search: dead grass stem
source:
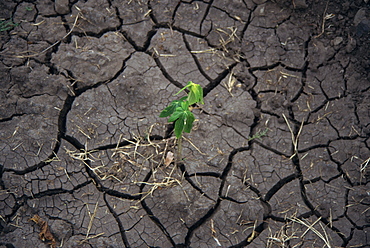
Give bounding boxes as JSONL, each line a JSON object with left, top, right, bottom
{"left": 282, "top": 113, "right": 304, "bottom": 159}
{"left": 288, "top": 217, "right": 332, "bottom": 248}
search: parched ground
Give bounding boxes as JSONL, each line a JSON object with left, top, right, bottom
{"left": 0, "top": 0, "right": 369, "bottom": 247}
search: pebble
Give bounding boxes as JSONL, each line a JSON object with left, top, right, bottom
{"left": 294, "top": 0, "right": 308, "bottom": 9}
{"left": 332, "top": 37, "right": 343, "bottom": 46}
{"left": 354, "top": 8, "right": 367, "bottom": 26}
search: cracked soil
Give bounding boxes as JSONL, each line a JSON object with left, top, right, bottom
{"left": 0, "top": 0, "right": 370, "bottom": 247}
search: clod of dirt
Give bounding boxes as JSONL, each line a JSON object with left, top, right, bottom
{"left": 54, "top": 0, "right": 70, "bottom": 15}
{"left": 51, "top": 32, "right": 134, "bottom": 88}
{"left": 51, "top": 219, "right": 72, "bottom": 242}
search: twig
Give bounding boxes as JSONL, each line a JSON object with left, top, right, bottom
{"left": 315, "top": 0, "right": 331, "bottom": 38}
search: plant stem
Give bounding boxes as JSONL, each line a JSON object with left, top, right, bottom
{"left": 176, "top": 136, "right": 183, "bottom": 165}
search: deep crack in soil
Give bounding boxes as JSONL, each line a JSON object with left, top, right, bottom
{"left": 0, "top": 0, "right": 369, "bottom": 247}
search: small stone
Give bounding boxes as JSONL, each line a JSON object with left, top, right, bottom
{"left": 252, "top": 0, "right": 268, "bottom": 4}
{"left": 332, "top": 37, "right": 343, "bottom": 46}
{"left": 55, "top": 0, "right": 69, "bottom": 15}
{"left": 354, "top": 8, "right": 367, "bottom": 26}
{"left": 294, "top": 0, "right": 308, "bottom": 9}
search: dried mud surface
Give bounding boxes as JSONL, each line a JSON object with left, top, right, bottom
{"left": 0, "top": 0, "right": 370, "bottom": 247}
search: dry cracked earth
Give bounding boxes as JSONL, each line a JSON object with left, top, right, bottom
{"left": 0, "top": 0, "right": 370, "bottom": 247}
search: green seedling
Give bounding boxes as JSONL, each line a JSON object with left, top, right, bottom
{"left": 160, "top": 81, "right": 204, "bottom": 163}
{"left": 0, "top": 19, "right": 19, "bottom": 32}
{"left": 159, "top": 81, "right": 203, "bottom": 139}
{"left": 247, "top": 128, "right": 269, "bottom": 141}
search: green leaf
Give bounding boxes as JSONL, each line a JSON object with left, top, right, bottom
{"left": 173, "top": 82, "right": 204, "bottom": 105}
{"left": 180, "top": 100, "right": 189, "bottom": 110}
{"left": 174, "top": 115, "right": 185, "bottom": 138}
{"left": 184, "top": 111, "right": 195, "bottom": 133}
{"left": 159, "top": 97, "right": 187, "bottom": 118}
{"left": 187, "top": 82, "right": 204, "bottom": 105}
{"left": 198, "top": 86, "right": 204, "bottom": 104}
{"left": 159, "top": 104, "right": 176, "bottom": 117}
{"left": 168, "top": 107, "right": 184, "bottom": 122}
